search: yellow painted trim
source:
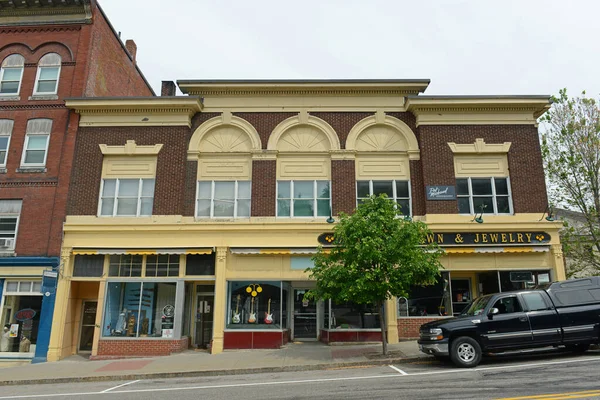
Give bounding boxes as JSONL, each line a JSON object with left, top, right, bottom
{"left": 355, "top": 154, "right": 410, "bottom": 180}
{"left": 454, "top": 155, "right": 509, "bottom": 178}
{"left": 99, "top": 141, "right": 163, "bottom": 156}
{"left": 66, "top": 98, "right": 202, "bottom": 128}
{"left": 197, "top": 154, "right": 252, "bottom": 180}
{"left": 101, "top": 155, "right": 158, "bottom": 179}
{"left": 448, "top": 138, "right": 511, "bottom": 154}
{"left": 277, "top": 154, "right": 330, "bottom": 180}
{"left": 267, "top": 112, "right": 341, "bottom": 151}
{"left": 0, "top": 267, "right": 47, "bottom": 276}
{"left": 346, "top": 112, "right": 420, "bottom": 160}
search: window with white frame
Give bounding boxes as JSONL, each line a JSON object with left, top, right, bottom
{"left": 0, "top": 120, "right": 14, "bottom": 167}
{"left": 456, "top": 177, "right": 512, "bottom": 214}
{"left": 99, "top": 178, "right": 155, "bottom": 217}
{"left": 196, "top": 181, "right": 251, "bottom": 218}
{"left": 356, "top": 180, "right": 411, "bottom": 215}
{"left": 0, "top": 200, "right": 21, "bottom": 252}
{"left": 21, "top": 119, "right": 52, "bottom": 167}
{"left": 0, "top": 54, "right": 24, "bottom": 95}
{"left": 277, "top": 180, "right": 331, "bottom": 217}
{"left": 33, "top": 53, "right": 61, "bottom": 95}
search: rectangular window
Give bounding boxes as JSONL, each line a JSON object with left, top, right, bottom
{"left": 21, "top": 119, "right": 52, "bottom": 168}
{"left": 0, "top": 67, "right": 23, "bottom": 95}
{"left": 277, "top": 180, "right": 331, "bottom": 217}
{"left": 0, "top": 120, "right": 13, "bottom": 166}
{"left": 400, "top": 272, "right": 451, "bottom": 317}
{"left": 99, "top": 178, "right": 155, "bottom": 217}
{"left": 34, "top": 67, "right": 60, "bottom": 94}
{"left": 102, "top": 281, "right": 177, "bottom": 338}
{"left": 185, "top": 254, "right": 215, "bottom": 275}
{"left": 108, "top": 255, "right": 142, "bottom": 277}
{"left": 145, "top": 255, "right": 180, "bottom": 277}
{"left": 356, "top": 180, "right": 411, "bottom": 215}
{"left": 456, "top": 177, "right": 512, "bottom": 215}
{"left": 73, "top": 255, "right": 104, "bottom": 277}
{"left": 326, "top": 301, "right": 381, "bottom": 329}
{"left": 196, "top": 181, "right": 251, "bottom": 218}
{"left": 0, "top": 200, "right": 21, "bottom": 252}
{"left": 0, "top": 288, "right": 42, "bottom": 353}
{"left": 226, "top": 281, "right": 282, "bottom": 329}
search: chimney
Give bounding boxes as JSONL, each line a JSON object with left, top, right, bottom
{"left": 161, "top": 81, "right": 176, "bottom": 96}
{"left": 125, "top": 39, "right": 137, "bottom": 63}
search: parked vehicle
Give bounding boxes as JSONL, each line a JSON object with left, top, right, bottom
{"left": 417, "top": 277, "right": 600, "bottom": 367}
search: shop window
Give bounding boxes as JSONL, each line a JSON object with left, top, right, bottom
{"left": 277, "top": 180, "right": 331, "bottom": 217}
{"left": 33, "top": 53, "right": 61, "bottom": 95}
{"left": 226, "top": 281, "right": 282, "bottom": 329}
{"left": 328, "top": 301, "right": 380, "bottom": 329}
{"left": 196, "top": 181, "right": 251, "bottom": 218}
{"left": 456, "top": 177, "right": 512, "bottom": 215}
{"left": 357, "top": 180, "right": 411, "bottom": 215}
{"left": 108, "top": 255, "right": 142, "bottom": 277}
{"left": 145, "top": 255, "right": 180, "bottom": 277}
{"left": 0, "top": 200, "right": 21, "bottom": 252}
{"left": 99, "top": 178, "right": 155, "bottom": 217}
{"left": 0, "top": 119, "right": 14, "bottom": 167}
{"left": 0, "top": 54, "right": 24, "bottom": 95}
{"left": 185, "top": 254, "right": 215, "bottom": 275}
{"left": 1, "top": 281, "right": 42, "bottom": 353}
{"left": 103, "top": 281, "right": 177, "bottom": 338}
{"left": 73, "top": 255, "right": 104, "bottom": 277}
{"left": 399, "top": 272, "right": 451, "bottom": 317}
{"left": 21, "top": 119, "right": 52, "bottom": 168}
{"left": 500, "top": 270, "right": 550, "bottom": 292}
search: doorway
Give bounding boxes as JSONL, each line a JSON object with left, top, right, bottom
{"left": 79, "top": 301, "right": 97, "bottom": 352}
{"left": 195, "top": 293, "right": 214, "bottom": 349}
{"left": 292, "top": 289, "right": 317, "bottom": 341}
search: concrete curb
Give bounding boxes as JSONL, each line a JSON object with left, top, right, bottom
{"left": 0, "top": 356, "right": 429, "bottom": 386}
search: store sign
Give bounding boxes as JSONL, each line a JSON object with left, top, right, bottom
{"left": 426, "top": 185, "right": 456, "bottom": 200}
{"left": 425, "top": 232, "right": 551, "bottom": 246}
{"left": 317, "top": 232, "right": 336, "bottom": 246}
{"left": 510, "top": 271, "right": 533, "bottom": 282}
{"left": 14, "top": 308, "right": 36, "bottom": 321}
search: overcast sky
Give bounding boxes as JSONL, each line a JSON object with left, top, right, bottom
{"left": 99, "top": 0, "right": 599, "bottom": 98}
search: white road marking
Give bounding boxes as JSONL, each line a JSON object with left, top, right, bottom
{"left": 100, "top": 380, "right": 140, "bottom": 393}
{"left": 389, "top": 365, "right": 408, "bottom": 375}
{"left": 0, "top": 356, "right": 599, "bottom": 399}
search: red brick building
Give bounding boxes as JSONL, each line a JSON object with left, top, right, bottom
{"left": 49, "top": 80, "right": 565, "bottom": 360}
{"left": 0, "top": 0, "right": 153, "bottom": 363}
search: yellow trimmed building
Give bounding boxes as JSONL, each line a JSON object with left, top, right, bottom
{"left": 47, "top": 80, "right": 563, "bottom": 361}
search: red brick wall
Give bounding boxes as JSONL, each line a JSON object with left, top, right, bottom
{"left": 419, "top": 125, "right": 548, "bottom": 214}
{"left": 398, "top": 317, "right": 449, "bottom": 339}
{"left": 95, "top": 337, "right": 189, "bottom": 357}
{"left": 251, "top": 160, "right": 276, "bottom": 216}
{"left": 84, "top": 6, "right": 153, "bottom": 97}
{"left": 331, "top": 160, "right": 355, "bottom": 215}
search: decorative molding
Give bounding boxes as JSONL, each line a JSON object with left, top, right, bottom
{"left": 100, "top": 140, "right": 163, "bottom": 156}
{"left": 188, "top": 113, "right": 261, "bottom": 160}
{"left": 251, "top": 150, "right": 278, "bottom": 160}
{"left": 448, "top": 138, "right": 512, "bottom": 154}
{"left": 0, "top": 104, "right": 65, "bottom": 109}
{"left": 267, "top": 113, "right": 340, "bottom": 151}
{"left": 0, "top": 26, "right": 82, "bottom": 34}
{"left": 346, "top": 113, "right": 420, "bottom": 160}
{"left": 453, "top": 155, "right": 509, "bottom": 178}
{"left": 65, "top": 97, "right": 202, "bottom": 128}
{"left": 0, "top": 180, "right": 57, "bottom": 187}
{"left": 329, "top": 150, "right": 356, "bottom": 160}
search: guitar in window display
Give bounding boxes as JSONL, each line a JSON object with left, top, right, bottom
{"left": 232, "top": 294, "right": 241, "bottom": 324}
{"left": 265, "top": 298, "right": 273, "bottom": 324}
{"left": 248, "top": 297, "right": 256, "bottom": 323}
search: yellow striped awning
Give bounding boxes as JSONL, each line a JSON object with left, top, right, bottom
{"left": 72, "top": 248, "right": 213, "bottom": 256}
{"left": 230, "top": 248, "right": 329, "bottom": 255}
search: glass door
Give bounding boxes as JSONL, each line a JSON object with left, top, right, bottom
{"left": 79, "top": 301, "right": 97, "bottom": 352}
{"left": 195, "top": 294, "right": 214, "bottom": 349}
{"left": 292, "top": 289, "right": 317, "bottom": 340}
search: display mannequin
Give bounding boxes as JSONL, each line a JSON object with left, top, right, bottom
{"left": 1, "top": 325, "right": 10, "bottom": 352}
{"left": 115, "top": 308, "right": 127, "bottom": 335}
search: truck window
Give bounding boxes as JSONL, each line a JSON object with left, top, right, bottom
{"left": 521, "top": 293, "right": 548, "bottom": 311}
{"left": 492, "top": 296, "right": 522, "bottom": 314}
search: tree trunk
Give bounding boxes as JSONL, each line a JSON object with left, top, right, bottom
{"left": 378, "top": 301, "right": 388, "bottom": 356}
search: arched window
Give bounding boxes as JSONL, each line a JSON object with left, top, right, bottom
{"left": 33, "top": 53, "right": 61, "bottom": 95}
{"left": 0, "top": 54, "right": 25, "bottom": 95}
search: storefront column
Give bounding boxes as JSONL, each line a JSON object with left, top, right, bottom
{"left": 551, "top": 244, "right": 567, "bottom": 281}
{"left": 91, "top": 280, "right": 106, "bottom": 357}
{"left": 211, "top": 247, "right": 227, "bottom": 354}
{"left": 47, "top": 248, "right": 72, "bottom": 362}
{"left": 385, "top": 298, "right": 399, "bottom": 344}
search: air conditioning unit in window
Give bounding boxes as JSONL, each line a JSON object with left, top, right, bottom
{"left": 0, "top": 239, "right": 14, "bottom": 248}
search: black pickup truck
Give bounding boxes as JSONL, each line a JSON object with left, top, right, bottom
{"left": 417, "top": 276, "right": 600, "bottom": 367}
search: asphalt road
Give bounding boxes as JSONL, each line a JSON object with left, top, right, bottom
{"left": 1, "top": 349, "right": 600, "bottom": 400}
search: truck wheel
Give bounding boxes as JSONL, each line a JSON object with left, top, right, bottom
{"left": 450, "top": 336, "right": 482, "bottom": 368}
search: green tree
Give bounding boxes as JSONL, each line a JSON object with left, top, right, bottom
{"left": 307, "top": 195, "right": 444, "bottom": 355}
{"left": 541, "top": 89, "right": 600, "bottom": 277}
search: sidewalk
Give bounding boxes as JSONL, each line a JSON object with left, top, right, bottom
{"left": 0, "top": 341, "right": 426, "bottom": 386}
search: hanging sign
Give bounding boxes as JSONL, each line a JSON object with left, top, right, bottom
{"left": 425, "top": 232, "right": 551, "bottom": 246}
{"left": 14, "top": 308, "right": 36, "bottom": 321}
{"left": 317, "top": 233, "right": 336, "bottom": 246}
{"left": 426, "top": 185, "right": 456, "bottom": 200}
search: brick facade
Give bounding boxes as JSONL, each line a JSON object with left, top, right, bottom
{"left": 397, "top": 317, "right": 448, "bottom": 339}
{"left": 94, "top": 337, "right": 190, "bottom": 358}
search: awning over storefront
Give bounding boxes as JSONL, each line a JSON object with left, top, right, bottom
{"left": 72, "top": 248, "right": 213, "bottom": 255}
{"left": 444, "top": 246, "right": 550, "bottom": 254}
{"left": 230, "top": 248, "right": 329, "bottom": 255}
